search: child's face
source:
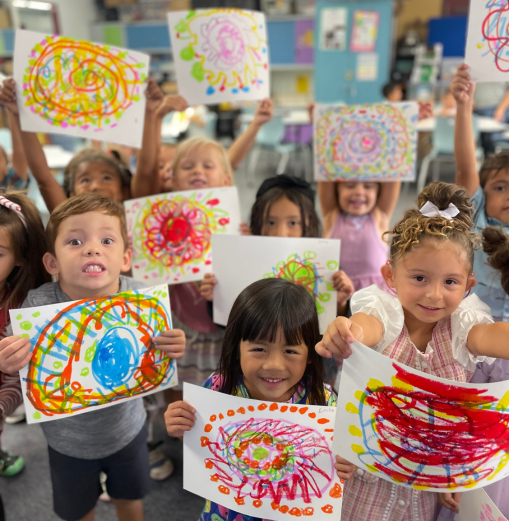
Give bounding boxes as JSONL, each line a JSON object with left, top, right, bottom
{"left": 159, "top": 146, "right": 175, "bottom": 193}
{"left": 72, "top": 161, "right": 124, "bottom": 203}
{"left": 43, "top": 211, "right": 131, "bottom": 301}
{"left": 337, "top": 182, "right": 378, "bottom": 216}
{"left": 0, "top": 227, "right": 17, "bottom": 291}
{"left": 173, "top": 145, "right": 230, "bottom": 191}
{"left": 382, "top": 240, "right": 476, "bottom": 325}
{"left": 262, "top": 196, "right": 304, "bottom": 237}
{"left": 484, "top": 169, "right": 509, "bottom": 224}
{"left": 239, "top": 329, "right": 309, "bottom": 403}
{"left": 387, "top": 86, "right": 403, "bottom": 102}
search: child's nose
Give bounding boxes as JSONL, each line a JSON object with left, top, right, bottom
{"left": 84, "top": 242, "right": 101, "bottom": 255}
{"left": 426, "top": 283, "right": 442, "bottom": 300}
{"left": 263, "top": 354, "right": 286, "bottom": 371}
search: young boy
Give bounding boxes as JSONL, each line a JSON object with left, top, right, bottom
{"left": 0, "top": 193, "right": 186, "bottom": 521}
{"left": 452, "top": 64, "right": 509, "bottom": 321}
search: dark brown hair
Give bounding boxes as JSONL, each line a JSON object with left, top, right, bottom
{"left": 46, "top": 193, "right": 128, "bottom": 255}
{"left": 250, "top": 187, "right": 321, "bottom": 237}
{"left": 482, "top": 227, "right": 509, "bottom": 294}
{"left": 388, "top": 182, "right": 479, "bottom": 271}
{"left": 0, "top": 191, "right": 50, "bottom": 313}
{"left": 479, "top": 151, "right": 509, "bottom": 188}
{"left": 217, "top": 278, "right": 326, "bottom": 405}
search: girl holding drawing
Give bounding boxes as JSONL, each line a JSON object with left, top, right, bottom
{"left": 317, "top": 182, "right": 509, "bottom": 521}
{"left": 165, "top": 277, "right": 356, "bottom": 521}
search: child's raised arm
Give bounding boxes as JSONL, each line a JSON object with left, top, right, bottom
{"left": 7, "top": 110, "right": 28, "bottom": 185}
{"left": 374, "top": 182, "right": 401, "bottom": 224}
{"left": 228, "top": 98, "right": 273, "bottom": 170}
{"left": 452, "top": 64, "right": 479, "bottom": 196}
{"left": 467, "top": 321, "right": 509, "bottom": 359}
{"left": 318, "top": 182, "right": 341, "bottom": 238}
{"left": 0, "top": 78, "right": 66, "bottom": 212}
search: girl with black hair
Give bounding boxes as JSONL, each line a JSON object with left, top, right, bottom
{"left": 165, "top": 278, "right": 355, "bottom": 521}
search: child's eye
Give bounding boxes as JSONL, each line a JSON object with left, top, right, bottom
{"left": 79, "top": 178, "right": 89, "bottom": 184}
{"left": 494, "top": 185, "right": 506, "bottom": 192}
{"left": 414, "top": 275, "right": 426, "bottom": 282}
{"left": 266, "top": 220, "right": 276, "bottom": 226}
{"left": 69, "top": 239, "right": 82, "bottom": 246}
{"left": 102, "top": 238, "right": 114, "bottom": 245}
{"left": 285, "top": 349, "right": 299, "bottom": 355}
{"left": 444, "top": 279, "right": 457, "bottom": 285}
{"left": 102, "top": 175, "right": 113, "bottom": 182}
{"left": 289, "top": 220, "right": 300, "bottom": 227}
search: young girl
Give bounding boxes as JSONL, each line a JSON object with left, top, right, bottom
{"left": 165, "top": 278, "right": 355, "bottom": 521}
{"left": 316, "top": 182, "right": 509, "bottom": 521}
{"left": 0, "top": 191, "right": 49, "bottom": 479}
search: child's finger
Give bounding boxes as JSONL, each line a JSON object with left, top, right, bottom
{"left": 166, "top": 401, "right": 196, "bottom": 414}
{"left": 315, "top": 341, "right": 333, "bottom": 358}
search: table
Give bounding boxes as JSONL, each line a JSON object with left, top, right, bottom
{"left": 417, "top": 116, "right": 508, "bottom": 133}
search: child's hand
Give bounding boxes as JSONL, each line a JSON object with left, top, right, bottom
{"left": 240, "top": 223, "right": 252, "bottom": 236}
{"left": 451, "top": 64, "right": 475, "bottom": 106}
{"left": 200, "top": 273, "right": 217, "bottom": 302}
{"left": 152, "top": 328, "right": 185, "bottom": 359}
{"left": 0, "top": 335, "right": 32, "bottom": 374}
{"left": 165, "top": 400, "right": 196, "bottom": 438}
{"left": 332, "top": 270, "right": 354, "bottom": 305}
{"left": 417, "top": 101, "right": 433, "bottom": 120}
{"left": 0, "top": 78, "right": 19, "bottom": 115}
{"left": 253, "top": 98, "right": 273, "bottom": 127}
{"left": 315, "top": 317, "right": 363, "bottom": 360}
{"left": 437, "top": 492, "right": 462, "bottom": 514}
{"left": 156, "top": 95, "right": 189, "bottom": 119}
{"left": 334, "top": 456, "right": 356, "bottom": 481}
{"left": 145, "top": 78, "right": 164, "bottom": 113}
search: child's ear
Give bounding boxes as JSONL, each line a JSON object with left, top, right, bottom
{"left": 43, "top": 252, "right": 59, "bottom": 276}
{"left": 223, "top": 173, "right": 232, "bottom": 187}
{"left": 121, "top": 248, "right": 132, "bottom": 273}
{"left": 381, "top": 263, "right": 395, "bottom": 289}
{"left": 466, "top": 275, "right": 477, "bottom": 292}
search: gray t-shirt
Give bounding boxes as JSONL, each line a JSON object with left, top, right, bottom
{"left": 474, "top": 82, "right": 508, "bottom": 110}
{"left": 20, "top": 276, "right": 147, "bottom": 459}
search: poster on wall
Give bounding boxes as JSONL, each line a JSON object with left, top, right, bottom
{"left": 320, "top": 7, "right": 347, "bottom": 51}
{"left": 356, "top": 53, "right": 378, "bottom": 81}
{"left": 350, "top": 10, "right": 379, "bottom": 52}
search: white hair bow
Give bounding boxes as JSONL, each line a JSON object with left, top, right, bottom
{"left": 419, "top": 201, "right": 459, "bottom": 221}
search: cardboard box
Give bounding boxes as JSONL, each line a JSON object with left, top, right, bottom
{"left": 0, "top": 8, "right": 11, "bottom": 29}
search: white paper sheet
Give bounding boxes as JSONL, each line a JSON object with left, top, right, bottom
{"left": 465, "top": 0, "right": 509, "bottom": 82}
{"left": 334, "top": 340, "right": 509, "bottom": 492}
{"left": 314, "top": 102, "right": 418, "bottom": 182}
{"left": 10, "top": 285, "right": 176, "bottom": 424}
{"left": 13, "top": 29, "right": 149, "bottom": 148}
{"left": 124, "top": 187, "right": 241, "bottom": 285}
{"left": 167, "top": 9, "right": 270, "bottom": 105}
{"left": 212, "top": 235, "right": 340, "bottom": 333}
{"left": 183, "top": 383, "right": 343, "bottom": 520}
{"left": 456, "top": 488, "right": 508, "bottom": 521}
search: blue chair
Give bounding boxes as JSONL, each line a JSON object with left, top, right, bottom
{"left": 247, "top": 116, "right": 298, "bottom": 181}
{"left": 417, "top": 116, "right": 482, "bottom": 193}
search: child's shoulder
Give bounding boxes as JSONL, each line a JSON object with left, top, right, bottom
{"left": 23, "top": 281, "right": 64, "bottom": 308}
{"left": 202, "top": 372, "right": 223, "bottom": 391}
{"left": 119, "top": 275, "right": 148, "bottom": 292}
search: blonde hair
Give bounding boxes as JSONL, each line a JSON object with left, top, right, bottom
{"left": 388, "top": 182, "right": 479, "bottom": 271}
{"left": 47, "top": 193, "right": 128, "bottom": 255}
{"left": 172, "top": 137, "right": 233, "bottom": 182}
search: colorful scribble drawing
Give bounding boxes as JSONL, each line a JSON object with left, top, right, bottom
{"left": 173, "top": 9, "right": 267, "bottom": 97}
{"left": 201, "top": 402, "right": 341, "bottom": 516}
{"left": 480, "top": 1, "right": 509, "bottom": 73}
{"left": 129, "top": 191, "right": 231, "bottom": 283}
{"left": 22, "top": 289, "right": 173, "bottom": 419}
{"left": 23, "top": 35, "right": 146, "bottom": 131}
{"left": 346, "top": 363, "right": 509, "bottom": 489}
{"left": 315, "top": 103, "right": 417, "bottom": 182}
{"left": 264, "top": 252, "right": 338, "bottom": 315}
{"left": 480, "top": 502, "right": 506, "bottom": 521}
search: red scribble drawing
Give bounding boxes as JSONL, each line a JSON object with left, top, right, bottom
{"left": 481, "top": 1, "right": 509, "bottom": 73}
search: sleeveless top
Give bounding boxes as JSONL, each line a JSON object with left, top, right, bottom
{"left": 329, "top": 212, "right": 388, "bottom": 292}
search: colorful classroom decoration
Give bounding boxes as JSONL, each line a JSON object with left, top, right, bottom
{"left": 465, "top": 0, "right": 509, "bottom": 81}
{"left": 167, "top": 9, "right": 270, "bottom": 105}
{"left": 11, "top": 285, "right": 176, "bottom": 424}
{"left": 13, "top": 29, "right": 149, "bottom": 148}
{"left": 457, "top": 488, "right": 508, "bottom": 521}
{"left": 124, "top": 187, "right": 241, "bottom": 285}
{"left": 212, "top": 235, "right": 340, "bottom": 333}
{"left": 183, "top": 383, "right": 343, "bottom": 521}
{"left": 334, "top": 340, "right": 509, "bottom": 492}
{"left": 314, "top": 102, "right": 418, "bottom": 182}
{"left": 350, "top": 10, "right": 379, "bottom": 52}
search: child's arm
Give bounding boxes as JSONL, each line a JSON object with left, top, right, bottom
{"left": 0, "top": 371, "right": 22, "bottom": 422}
{"left": 332, "top": 270, "right": 354, "bottom": 316}
{"left": 315, "top": 313, "right": 384, "bottom": 359}
{"left": 7, "top": 110, "right": 28, "bottom": 184}
{"left": 452, "top": 64, "right": 479, "bottom": 196}
{"left": 0, "top": 335, "right": 32, "bottom": 374}
{"left": 373, "top": 182, "right": 401, "bottom": 231}
{"left": 152, "top": 328, "right": 186, "bottom": 359}
{"left": 165, "top": 401, "right": 196, "bottom": 438}
{"left": 228, "top": 99, "right": 273, "bottom": 170}
{"left": 0, "top": 79, "right": 67, "bottom": 212}
{"left": 467, "top": 322, "right": 509, "bottom": 359}
{"left": 200, "top": 273, "right": 217, "bottom": 302}
{"left": 318, "top": 182, "right": 340, "bottom": 238}
{"left": 438, "top": 492, "right": 462, "bottom": 514}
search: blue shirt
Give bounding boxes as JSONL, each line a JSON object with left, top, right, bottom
{"left": 471, "top": 186, "right": 509, "bottom": 322}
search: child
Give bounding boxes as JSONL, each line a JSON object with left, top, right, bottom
{"left": 452, "top": 64, "right": 509, "bottom": 322}
{"left": 0, "top": 108, "right": 28, "bottom": 190}
{"left": 0, "top": 193, "right": 186, "bottom": 521}
{"left": 0, "top": 191, "right": 49, "bottom": 478}
{"left": 165, "top": 277, "right": 356, "bottom": 521}
{"left": 382, "top": 82, "right": 403, "bottom": 102}
{"left": 316, "top": 182, "right": 509, "bottom": 521}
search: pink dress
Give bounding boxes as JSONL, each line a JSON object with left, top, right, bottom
{"left": 341, "top": 286, "right": 494, "bottom": 521}
{"left": 329, "top": 212, "right": 388, "bottom": 291}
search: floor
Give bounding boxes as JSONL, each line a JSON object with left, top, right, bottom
{"left": 1, "top": 147, "right": 456, "bottom": 521}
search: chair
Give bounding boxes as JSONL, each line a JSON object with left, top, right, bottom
{"left": 416, "top": 116, "right": 482, "bottom": 193}
{"left": 247, "top": 116, "right": 298, "bottom": 182}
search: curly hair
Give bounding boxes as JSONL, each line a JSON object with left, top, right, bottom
{"left": 482, "top": 227, "right": 509, "bottom": 294}
{"left": 388, "top": 182, "right": 479, "bottom": 271}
